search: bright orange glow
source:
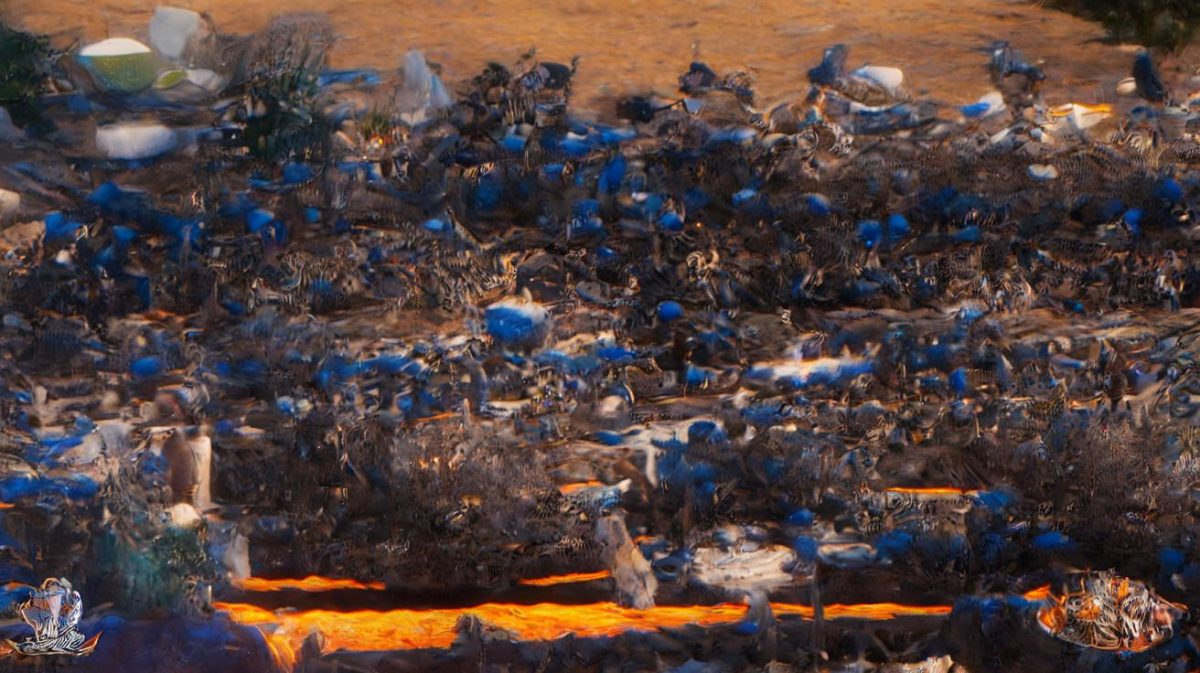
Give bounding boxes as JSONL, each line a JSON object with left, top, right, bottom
{"left": 1023, "top": 585, "right": 1052, "bottom": 601}
{"left": 518, "top": 570, "right": 612, "bottom": 586}
{"left": 884, "top": 487, "right": 972, "bottom": 497}
{"left": 558, "top": 481, "right": 604, "bottom": 494}
{"left": 0, "top": 503, "right": 13, "bottom": 509}
{"left": 233, "top": 576, "right": 387, "bottom": 592}
{"left": 216, "top": 600, "right": 952, "bottom": 655}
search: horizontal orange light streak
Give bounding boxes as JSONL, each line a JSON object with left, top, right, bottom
{"left": 216, "top": 600, "right": 952, "bottom": 655}
{"left": 518, "top": 570, "right": 612, "bottom": 586}
{"left": 0, "top": 503, "right": 13, "bottom": 509}
{"left": 557, "top": 481, "right": 604, "bottom": 494}
{"left": 232, "top": 576, "right": 387, "bottom": 592}
{"left": 884, "top": 487, "right": 972, "bottom": 497}
{"left": 1022, "top": 585, "right": 1052, "bottom": 601}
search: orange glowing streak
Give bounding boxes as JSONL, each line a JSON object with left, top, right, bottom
{"left": 518, "top": 570, "right": 612, "bottom": 586}
{"left": 0, "top": 503, "right": 13, "bottom": 509}
{"left": 216, "top": 600, "right": 952, "bottom": 655}
{"left": 233, "top": 576, "right": 387, "bottom": 592}
{"left": 884, "top": 487, "right": 971, "bottom": 497}
{"left": 1023, "top": 585, "right": 1052, "bottom": 601}
{"left": 558, "top": 481, "right": 604, "bottom": 494}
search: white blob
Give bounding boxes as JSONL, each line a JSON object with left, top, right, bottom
{"left": 1028, "top": 163, "right": 1059, "bottom": 181}
{"left": 149, "top": 7, "right": 204, "bottom": 62}
{"left": 852, "top": 65, "right": 905, "bottom": 94}
{"left": 96, "top": 123, "right": 178, "bottom": 159}
{"left": 79, "top": 37, "right": 151, "bottom": 57}
{"left": 166, "top": 502, "right": 202, "bottom": 528}
{"left": 185, "top": 68, "right": 226, "bottom": 91}
{"left": 0, "top": 188, "right": 18, "bottom": 219}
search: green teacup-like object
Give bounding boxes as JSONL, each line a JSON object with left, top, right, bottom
{"left": 77, "top": 38, "right": 161, "bottom": 94}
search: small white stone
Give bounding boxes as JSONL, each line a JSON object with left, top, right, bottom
{"left": 852, "top": 65, "right": 905, "bottom": 95}
{"left": 166, "top": 502, "right": 202, "bottom": 528}
{"left": 0, "top": 188, "right": 18, "bottom": 219}
{"left": 1028, "top": 163, "right": 1059, "bottom": 180}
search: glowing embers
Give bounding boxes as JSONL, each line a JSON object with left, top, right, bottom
{"left": 557, "top": 481, "right": 604, "bottom": 495}
{"left": 216, "top": 600, "right": 952, "bottom": 656}
{"left": 517, "top": 570, "right": 612, "bottom": 586}
{"left": 882, "top": 487, "right": 974, "bottom": 497}
{"left": 1035, "top": 572, "right": 1185, "bottom": 652}
{"left": 232, "top": 576, "right": 387, "bottom": 592}
{"left": 1022, "top": 585, "right": 1052, "bottom": 601}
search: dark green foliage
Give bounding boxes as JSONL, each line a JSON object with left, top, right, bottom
{"left": 242, "top": 45, "right": 332, "bottom": 162}
{"left": 1048, "top": 0, "right": 1200, "bottom": 50}
{"left": 0, "top": 20, "right": 52, "bottom": 130}
{"left": 88, "top": 525, "right": 217, "bottom": 616}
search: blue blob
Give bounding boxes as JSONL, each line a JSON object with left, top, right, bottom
{"left": 597, "top": 346, "right": 638, "bottom": 363}
{"left": 44, "top": 212, "right": 83, "bottom": 242}
{"left": 276, "top": 397, "right": 296, "bottom": 415}
{"left": 953, "top": 225, "right": 981, "bottom": 243}
{"left": 733, "top": 619, "right": 761, "bottom": 635}
{"left": 423, "top": 218, "right": 447, "bottom": 232}
{"left": 598, "top": 154, "right": 627, "bottom": 195}
{"left": 304, "top": 207, "right": 321, "bottom": 223}
{"left": 657, "top": 210, "right": 684, "bottom": 232}
{"left": 808, "top": 44, "right": 847, "bottom": 85}
{"left": 875, "top": 531, "right": 914, "bottom": 561}
{"left": 246, "top": 208, "right": 274, "bottom": 234}
{"left": 1157, "top": 178, "right": 1183, "bottom": 203}
{"left": 1032, "top": 530, "right": 1071, "bottom": 550}
{"left": 972, "top": 489, "right": 1014, "bottom": 512}
{"left": 960, "top": 101, "right": 991, "bottom": 118}
{"left": 786, "top": 509, "right": 815, "bottom": 527}
{"left": 658, "top": 300, "right": 684, "bottom": 322}
{"left": 485, "top": 305, "right": 545, "bottom": 346}
{"left": 732, "top": 187, "right": 758, "bottom": 207}
{"left": 1123, "top": 208, "right": 1142, "bottom": 235}
{"left": 593, "top": 430, "right": 625, "bottom": 446}
{"left": 793, "top": 536, "right": 819, "bottom": 563}
{"left": 501, "top": 131, "right": 526, "bottom": 152}
{"left": 806, "top": 193, "right": 832, "bottom": 216}
{"left": 950, "top": 368, "right": 969, "bottom": 397}
{"left": 130, "top": 356, "right": 164, "bottom": 380}
{"left": 282, "top": 163, "right": 314, "bottom": 184}
{"left": 887, "top": 213, "right": 910, "bottom": 238}
{"left": 688, "top": 420, "right": 720, "bottom": 444}
{"left": 474, "top": 174, "right": 503, "bottom": 211}
{"left": 858, "top": 220, "right": 882, "bottom": 248}
{"left": 0, "top": 473, "right": 98, "bottom": 501}
{"left": 1161, "top": 547, "right": 1186, "bottom": 573}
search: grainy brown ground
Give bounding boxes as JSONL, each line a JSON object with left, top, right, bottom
{"left": 4, "top": 0, "right": 1196, "bottom": 113}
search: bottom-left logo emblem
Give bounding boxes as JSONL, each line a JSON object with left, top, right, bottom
{"left": 5, "top": 578, "right": 100, "bottom": 657}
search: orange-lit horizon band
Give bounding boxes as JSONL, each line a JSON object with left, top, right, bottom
{"left": 216, "top": 599, "right": 953, "bottom": 661}
{"left": 232, "top": 576, "right": 387, "bottom": 592}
